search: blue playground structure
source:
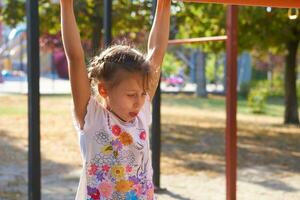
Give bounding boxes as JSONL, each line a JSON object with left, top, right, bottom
{"left": 0, "top": 23, "right": 68, "bottom": 82}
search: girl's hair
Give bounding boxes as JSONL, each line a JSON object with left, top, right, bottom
{"left": 88, "top": 44, "right": 150, "bottom": 96}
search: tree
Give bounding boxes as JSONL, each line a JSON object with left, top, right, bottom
{"left": 172, "top": 4, "right": 227, "bottom": 97}
{"left": 238, "top": 7, "right": 299, "bottom": 124}
{"left": 0, "top": 0, "right": 153, "bottom": 54}
{"left": 172, "top": 3, "right": 299, "bottom": 124}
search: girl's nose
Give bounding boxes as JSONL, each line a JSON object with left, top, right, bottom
{"left": 134, "top": 99, "right": 140, "bottom": 108}
{"left": 134, "top": 95, "right": 142, "bottom": 109}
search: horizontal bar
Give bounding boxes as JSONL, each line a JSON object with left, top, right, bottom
{"left": 168, "top": 35, "right": 227, "bottom": 45}
{"left": 183, "top": 0, "right": 300, "bottom": 8}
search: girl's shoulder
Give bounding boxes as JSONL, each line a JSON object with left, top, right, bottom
{"left": 75, "top": 95, "right": 106, "bottom": 134}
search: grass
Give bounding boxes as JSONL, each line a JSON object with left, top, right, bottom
{"left": 162, "top": 93, "right": 293, "bottom": 117}
{"left": 0, "top": 93, "right": 295, "bottom": 117}
{"left": 0, "top": 96, "right": 27, "bottom": 115}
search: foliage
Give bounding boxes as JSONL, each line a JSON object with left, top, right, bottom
{"left": 3, "top": 1, "right": 298, "bottom": 53}
{"left": 268, "top": 74, "right": 284, "bottom": 97}
{"left": 247, "top": 73, "right": 285, "bottom": 113}
{"left": 174, "top": 3, "right": 226, "bottom": 53}
{"left": 0, "top": 0, "right": 61, "bottom": 35}
{"left": 162, "top": 52, "right": 184, "bottom": 77}
{"left": 172, "top": 2, "right": 299, "bottom": 123}
{"left": 239, "top": 82, "right": 251, "bottom": 98}
{"left": 0, "top": 0, "right": 154, "bottom": 50}
{"left": 112, "top": 0, "right": 152, "bottom": 47}
{"left": 247, "top": 82, "right": 268, "bottom": 114}
{"left": 0, "top": 0, "right": 25, "bottom": 27}
{"left": 173, "top": 4, "right": 300, "bottom": 52}
{"left": 251, "top": 67, "right": 268, "bottom": 80}
{"left": 238, "top": 7, "right": 300, "bottom": 51}
{"left": 205, "top": 53, "right": 224, "bottom": 83}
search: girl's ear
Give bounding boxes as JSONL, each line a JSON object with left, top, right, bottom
{"left": 98, "top": 82, "right": 108, "bottom": 97}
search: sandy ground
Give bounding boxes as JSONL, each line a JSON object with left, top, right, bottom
{"left": 1, "top": 93, "right": 300, "bottom": 200}
{"left": 1, "top": 165, "right": 300, "bottom": 200}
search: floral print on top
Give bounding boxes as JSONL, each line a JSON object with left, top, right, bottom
{"left": 74, "top": 95, "right": 154, "bottom": 200}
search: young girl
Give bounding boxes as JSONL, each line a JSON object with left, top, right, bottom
{"left": 60, "top": 0, "right": 171, "bottom": 199}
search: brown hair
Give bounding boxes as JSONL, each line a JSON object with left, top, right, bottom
{"left": 88, "top": 44, "right": 150, "bottom": 96}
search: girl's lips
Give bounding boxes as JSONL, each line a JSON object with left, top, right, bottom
{"left": 129, "top": 112, "right": 138, "bottom": 117}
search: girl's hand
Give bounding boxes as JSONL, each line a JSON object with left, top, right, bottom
{"left": 60, "top": 0, "right": 73, "bottom": 3}
{"left": 59, "top": 0, "right": 73, "bottom": 6}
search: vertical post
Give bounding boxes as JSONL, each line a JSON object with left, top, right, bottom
{"left": 104, "top": 0, "right": 112, "bottom": 47}
{"left": 150, "top": 0, "right": 162, "bottom": 190}
{"left": 0, "top": 19, "right": 2, "bottom": 46}
{"left": 0, "top": 0, "right": 2, "bottom": 42}
{"left": 26, "top": 0, "right": 40, "bottom": 199}
{"left": 152, "top": 81, "right": 161, "bottom": 189}
{"left": 0, "top": 15, "right": 3, "bottom": 83}
{"left": 225, "top": 5, "right": 238, "bottom": 200}
{"left": 20, "top": 33, "right": 24, "bottom": 71}
{"left": 195, "top": 51, "right": 207, "bottom": 97}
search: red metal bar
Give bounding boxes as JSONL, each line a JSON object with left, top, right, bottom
{"left": 183, "top": 0, "right": 300, "bottom": 8}
{"left": 225, "top": 5, "right": 238, "bottom": 200}
{"left": 168, "top": 35, "right": 227, "bottom": 45}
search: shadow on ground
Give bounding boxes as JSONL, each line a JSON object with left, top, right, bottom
{"left": 160, "top": 113, "right": 300, "bottom": 193}
{"left": 0, "top": 129, "right": 78, "bottom": 200}
{"left": 156, "top": 188, "right": 192, "bottom": 200}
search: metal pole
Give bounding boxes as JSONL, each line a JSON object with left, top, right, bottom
{"left": 225, "top": 5, "right": 238, "bottom": 200}
{"left": 150, "top": 0, "right": 163, "bottom": 191}
{"left": 152, "top": 81, "right": 161, "bottom": 189}
{"left": 20, "top": 33, "right": 24, "bottom": 71}
{"left": 26, "top": 0, "right": 41, "bottom": 199}
{"left": 0, "top": 19, "right": 2, "bottom": 45}
{"left": 182, "top": 0, "right": 300, "bottom": 8}
{"left": 168, "top": 36, "right": 227, "bottom": 45}
{"left": 104, "top": 0, "right": 112, "bottom": 47}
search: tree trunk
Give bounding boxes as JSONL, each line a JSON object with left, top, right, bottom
{"left": 91, "top": 1, "right": 103, "bottom": 55}
{"left": 195, "top": 50, "right": 207, "bottom": 97}
{"left": 284, "top": 39, "right": 299, "bottom": 124}
{"left": 91, "top": 21, "right": 102, "bottom": 55}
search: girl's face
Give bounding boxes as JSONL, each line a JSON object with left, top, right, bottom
{"left": 103, "top": 72, "right": 147, "bottom": 123}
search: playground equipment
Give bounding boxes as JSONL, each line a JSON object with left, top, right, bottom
{"left": 169, "top": 35, "right": 227, "bottom": 45}
{"left": 0, "top": 24, "right": 26, "bottom": 70}
{"left": 0, "top": 23, "right": 68, "bottom": 80}
{"left": 176, "top": 1, "right": 299, "bottom": 200}
{"left": 184, "top": 0, "right": 300, "bottom": 8}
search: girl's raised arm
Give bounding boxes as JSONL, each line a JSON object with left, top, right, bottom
{"left": 147, "top": 0, "right": 171, "bottom": 100}
{"left": 60, "top": 0, "right": 90, "bottom": 129}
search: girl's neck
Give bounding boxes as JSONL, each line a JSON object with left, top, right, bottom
{"left": 105, "top": 104, "right": 135, "bottom": 124}
{"left": 107, "top": 106, "right": 125, "bottom": 122}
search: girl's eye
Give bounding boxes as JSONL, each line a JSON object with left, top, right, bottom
{"left": 127, "top": 92, "right": 146, "bottom": 97}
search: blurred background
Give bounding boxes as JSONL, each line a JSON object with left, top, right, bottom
{"left": 0, "top": 0, "right": 299, "bottom": 199}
